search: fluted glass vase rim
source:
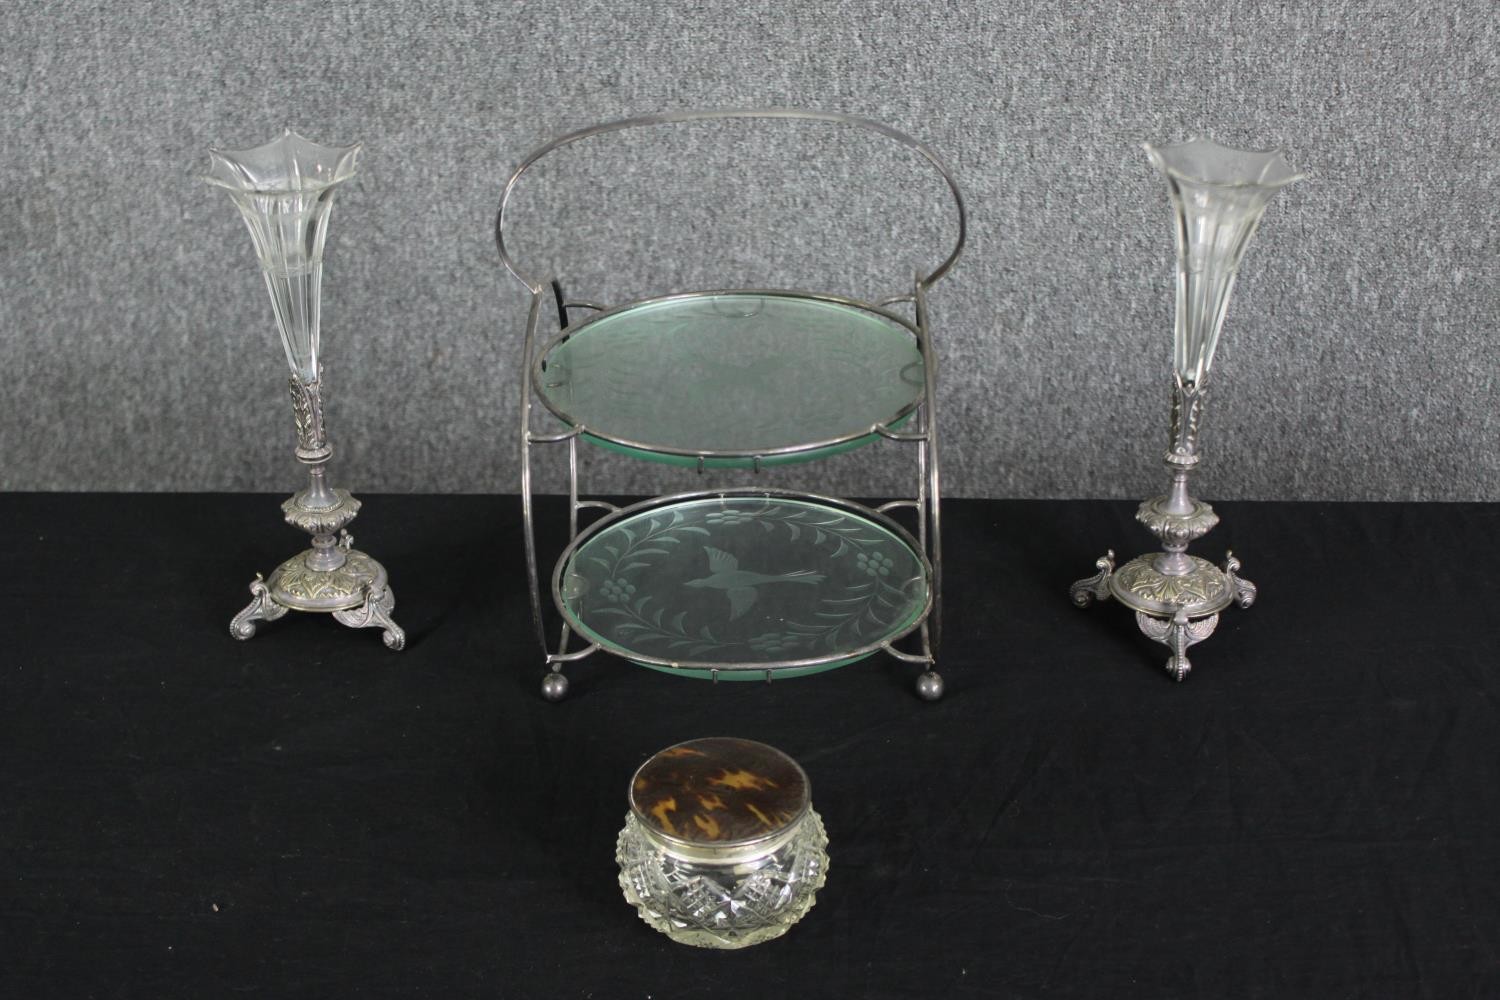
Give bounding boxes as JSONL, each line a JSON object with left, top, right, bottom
{"left": 202, "top": 128, "right": 362, "bottom": 196}
{"left": 1142, "top": 136, "right": 1307, "bottom": 191}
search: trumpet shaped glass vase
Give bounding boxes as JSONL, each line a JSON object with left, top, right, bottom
{"left": 208, "top": 130, "right": 403, "bottom": 650}
{"left": 1147, "top": 137, "right": 1306, "bottom": 389}
{"left": 206, "top": 129, "right": 361, "bottom": 385}
{"left": 1070, "top": 137, "right": 1304, "bottom": 681}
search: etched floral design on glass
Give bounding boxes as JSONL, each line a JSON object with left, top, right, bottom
{"left": 1144, "top": 137, "right": 1305, "bottom": 388}
{"left": 558, "top": 497, "right": 929, "bottom": 672}
{"left": 204, "top": 130, "right": 362, "bottom": 384}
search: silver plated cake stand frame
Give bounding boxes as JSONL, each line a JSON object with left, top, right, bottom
{"left": 496, "top": 108, "right": 966, "bottom": 701}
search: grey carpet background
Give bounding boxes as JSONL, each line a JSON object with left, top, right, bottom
{"left": 2, "top": 0, "right": 1496, "bottom": 499}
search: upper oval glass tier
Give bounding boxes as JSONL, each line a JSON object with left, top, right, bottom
{"left": 534, "top": 291, "right": 926, "bottom": 467}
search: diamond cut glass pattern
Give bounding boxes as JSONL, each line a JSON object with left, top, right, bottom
{"left": 616, "top": 811, "right": 829, "bottom": 949}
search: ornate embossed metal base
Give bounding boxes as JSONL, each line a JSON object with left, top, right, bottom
{"left": 228, "top": 463, "right": 405, "bottom": 650}
{"left": 1066, "top": 381, "right": 1257, "bottom": 682}
{"left": 221, "top": 375, "right": 405, "bottom": 651}
{"left": 1111, "top": 552, "right": 1233, "bottom": 618}
{"left": 231, "top": 545, "right": 405, "bottom": 650}
{"left": 616, "top": 738, "right": 829, "bottom": 949}
{"left": 1069, "top": 371, "right": 1257, "bottom": 680}
{"left": 1071, "top": 548, "right": 1255, "bottom": 681}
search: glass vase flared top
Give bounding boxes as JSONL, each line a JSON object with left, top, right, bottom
{"left": 1144, "top": 137, "right": 1304, "bottom": 387}
{"left": 205, "top": 130, "right": 361, "bottom": 383}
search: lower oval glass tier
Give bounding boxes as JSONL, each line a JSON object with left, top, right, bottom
{"left": 535, "top": 291, "right": 925, "bottom": 468}
{"left": 556, "top": 493, "right": 931, "bottom": 675}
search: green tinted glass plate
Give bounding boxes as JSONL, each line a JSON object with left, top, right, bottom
{"left": 536, "top": 292, "right": 924, "bottom": 467}
{"left": 557, "top": 494, "right": 931, "bottom": 678}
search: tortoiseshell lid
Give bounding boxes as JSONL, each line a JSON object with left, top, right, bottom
{"left": 630, "top": 738, "right": 809, "bottom": 846}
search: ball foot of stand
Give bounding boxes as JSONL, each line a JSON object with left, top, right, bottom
{"left": 541, "top": 670, "right": 570, "bottom": 702}
{"left": 915, "top": 670, "right": 944, "bottom": 701}
{"left": 229, "top": 548, "right": 405, "bottom": 650}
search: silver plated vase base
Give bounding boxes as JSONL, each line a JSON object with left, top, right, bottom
{"left": 230, "top": 548, "right": 405, "bottom": 650}
{"left": 1071, "top": 550, "right": 1255, "bottom": 681}
{"left": 1108, "top": 553, "right": 1235, "bottom": 618}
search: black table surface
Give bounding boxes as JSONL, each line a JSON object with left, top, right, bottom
{"left": 3, "top": 493, "right": 1498, "bottom": 998}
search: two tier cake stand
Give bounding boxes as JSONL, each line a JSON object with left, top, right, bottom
{"left": 497, "top": 109, "right": 965, "bottom": 701}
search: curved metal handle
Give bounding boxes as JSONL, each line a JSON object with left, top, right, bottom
{"left": 495, "top": 107, "right": 967, "bottom": 294}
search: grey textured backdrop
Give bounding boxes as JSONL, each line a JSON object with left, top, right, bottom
{"left": 2, "top": 0, "right": 1496, "bottom": 499}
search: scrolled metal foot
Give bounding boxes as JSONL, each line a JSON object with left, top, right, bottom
{"left": 1069, "top": 550, "right": 1116, "bottom": 607}
{"left": 230, "top": 574, "right": 288, "bottom": 640}
{"left": 1224, "top": 551, "right": 1257, "bottom": 609}
{"left": 915, "top": 670, "right": 945, "bottom": 701}
{"left": 541, "top": 670, "right": 570, "bottom": 702}
{"left": 332, "top": 585, "right": 406, "bottom": 650}
{"left": 1135, "top": 609, "right": 1217, "bottom": 682}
